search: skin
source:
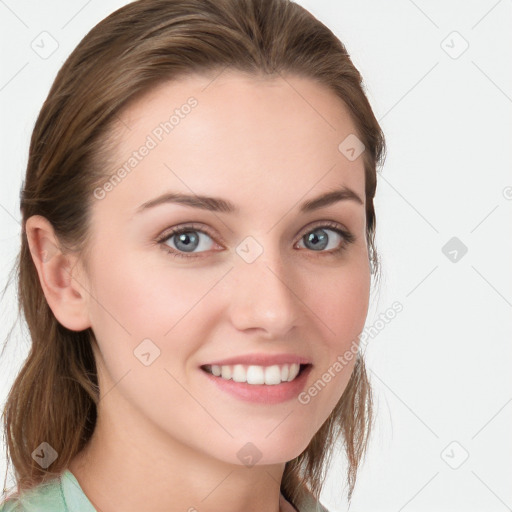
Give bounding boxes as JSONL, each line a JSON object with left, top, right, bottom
{"left": 26, "top": 70, "right": 371, "bottom": 512}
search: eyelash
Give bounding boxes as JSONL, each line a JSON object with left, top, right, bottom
{"left": 155, "top": 221, "right": 356, "bottom": 260}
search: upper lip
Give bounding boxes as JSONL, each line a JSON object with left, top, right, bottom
{"left": 202, "top": 353, "right": 312, "bottom": 367}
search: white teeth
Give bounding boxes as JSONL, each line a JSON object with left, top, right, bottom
{"left": 263, "top": 365, "right": 281, "bottom": 385}
{"left": 220, "top": 365, "right": 231, "bottom": 379}
{"left": 287, "top": 363, "right": 300, "bottom": 382}
{"left": 246, "top": 365, "right": 265, "bottom": 385}
{"left": 232, "top": 364, "right": 246, "bottom": 383}
{"left": 205, "top": 363, "right": 302, "bottom": 385}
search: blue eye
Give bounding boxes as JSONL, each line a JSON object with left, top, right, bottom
{"left": 156, "top": 222, "right": 217, "bottom": 259}
{"left": 297, "top": 225, "right": 354, "bottom": 253}
{"left": 162, "top": 229, "right": 214, "bottom": 255}
{"left": 157, "top": 221, "right": 355, "bottom": 260}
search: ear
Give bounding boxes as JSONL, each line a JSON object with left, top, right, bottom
{"left": 25, "top": 215, "right": 91, "bottom": 331}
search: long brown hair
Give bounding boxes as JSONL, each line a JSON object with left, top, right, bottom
{"left": 1, "top": 0, "right": 385, "bottom": 507}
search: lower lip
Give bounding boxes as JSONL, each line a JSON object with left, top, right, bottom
{"left": 200, "top": 365, "right": 312, "bottom": 404}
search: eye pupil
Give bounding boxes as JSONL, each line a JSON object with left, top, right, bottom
{"left": 304, "top": 229, "right": 328, "bottom": 251}
{"left": 175, "top": 231, "right": 199, "bottom": 252}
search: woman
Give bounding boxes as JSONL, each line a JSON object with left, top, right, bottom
{"left": 0, "top": 0, "right": 386, "bottom": 510}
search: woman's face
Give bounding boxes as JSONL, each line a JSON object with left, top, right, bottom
{"left": 78, "top": 70, "right": 371, "bottom": 465}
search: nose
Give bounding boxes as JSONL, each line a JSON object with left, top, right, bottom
{"left": 227, "top": 247, "right": 303, "bottom": 339}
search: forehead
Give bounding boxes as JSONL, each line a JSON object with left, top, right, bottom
{"left": 100, "top": 70, "right": 366, "bottom": 215}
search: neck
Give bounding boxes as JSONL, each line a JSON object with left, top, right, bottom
{"left": 68, "top": 407, "right": 289, "bottom": 512}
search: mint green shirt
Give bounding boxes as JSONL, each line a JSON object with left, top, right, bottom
{"left": 0, "top": 470, "right": 329, "bottom": 512}
{"left": 0, "top": 470, "right": 96, "bottom": 512}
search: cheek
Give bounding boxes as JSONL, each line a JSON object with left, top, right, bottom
{"left": 305, "top": 257, "right": 371, "bottom": 350}
{"left": 84, "top": 249, "right": 216, "bottom": 412}
{"left": 296, "top": 257, "right": 370, "bottom": 427}
{"left": 88, "top": 246, "right": 202, "bottom": 330}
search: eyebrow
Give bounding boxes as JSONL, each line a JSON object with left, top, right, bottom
{"left": 135, "top": 185, "right": 364, "bottom": 215}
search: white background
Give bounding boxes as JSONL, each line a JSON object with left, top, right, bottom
{"left": 1, "top": 1, "right": 511, "bottom": 511}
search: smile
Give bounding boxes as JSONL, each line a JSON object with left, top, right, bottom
{"left": 200, "top": 363, "right": 313, "bottom": 404}
{"left": 201, "top": 363, "right": 309, "bottom": 385}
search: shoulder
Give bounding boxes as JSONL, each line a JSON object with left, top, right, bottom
{"left": 0, "top": 475, "right": 66, "bottom": 512}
